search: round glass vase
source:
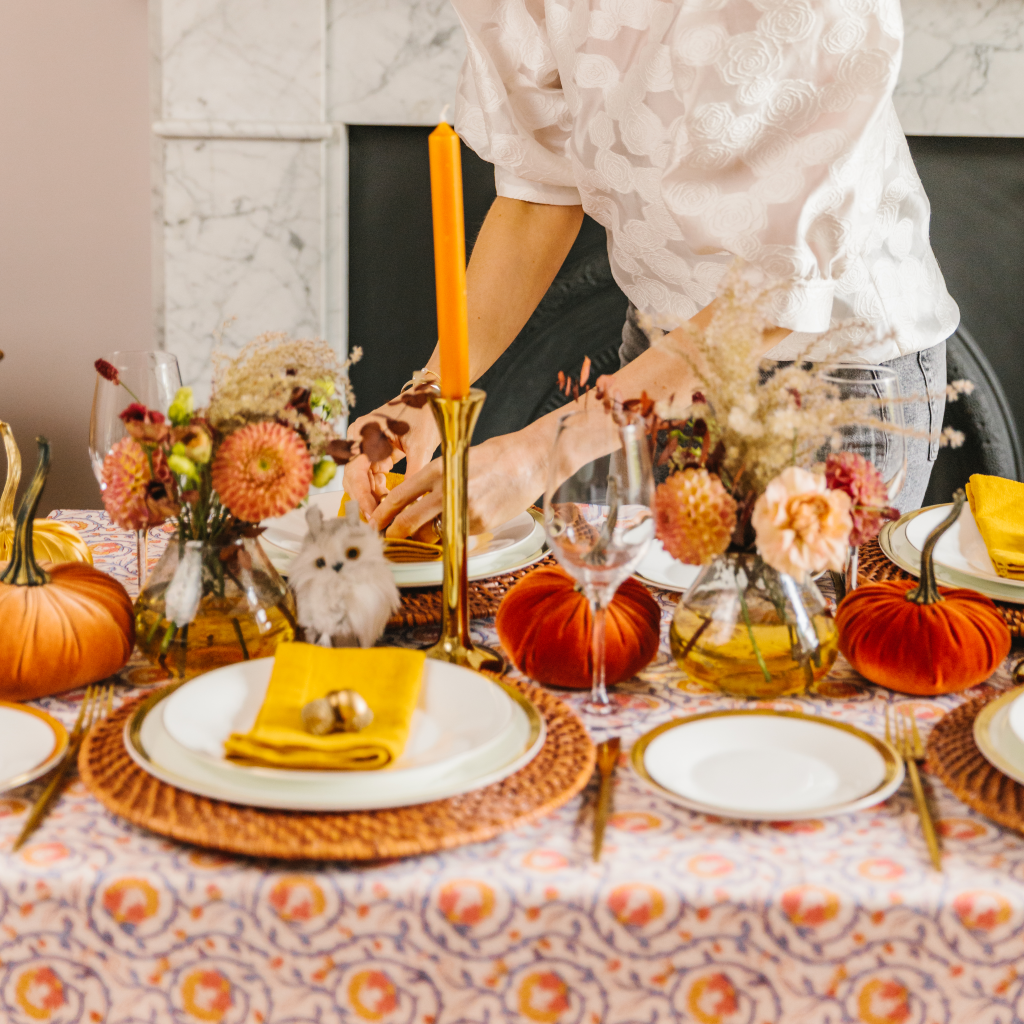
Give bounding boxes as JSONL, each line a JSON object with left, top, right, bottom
{"left": 134, "top": 532, "right": 297, "bottom": 681}
{"left": 670, "top": 552, "right": 838, "bottom": 699}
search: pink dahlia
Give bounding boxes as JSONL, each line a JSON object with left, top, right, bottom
{"left": 654, "top": 468, "right": 737, "bottom": 565}
{"left": 211, "top": 421, "right": 312, "bottom": 522}
{"left": 753, "top": 467, "right": 852, "bottom": 578}
{"left": 101, "top": 437, "right": 174, "bottom": 530}
{"left": 824, "top": 451, "right": 899, "bottom": 545}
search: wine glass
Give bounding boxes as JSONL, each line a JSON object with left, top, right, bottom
{"left": 89, "top": 350, "right": 182, "bottom": 585}
{"left": 819, "top": 364, "right": 907, "bottom": 593}
{"left": 544, "top": 412, "right": 656, "bottom": 714}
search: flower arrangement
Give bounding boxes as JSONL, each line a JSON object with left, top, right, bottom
{"left": 96, "top": 334, "right": 374, "bottom": 546}
{"left": 600, "top": 263, "right": 969, "bottom": 580}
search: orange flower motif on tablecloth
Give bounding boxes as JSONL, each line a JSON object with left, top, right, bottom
{"left": 517, "top": 971, "right": 571, "bottom": 1023}
{"left": 522, "top": 850, "right": 569, "bottom": 872}
{"left": 953, "top": 891, "right": 1013, "bottom": 931}
{"left": 103, "top": 877, "right": 160, "bottom": 927}
{"left": 438, "top": 880, "right": 495, "bottom": 927}
{"left": 609, "top": 811, "right": 662, "bottom": 832}
{"left": 180, "top": 969, "right": 233, "bottom": 1022}
{"left": 687, "top": 854, "right": 734, "bottom": 877}
{"left": 0, "top": 797, "right": 27, "bottom": 818}
{"left": 770, "top": 820, "right": 824, "bottom": 834}
{"left": 15, "top": 966, "right": 65, "bottom": 1020}
{"left": 856, "top": 978, "right": 911, "bottom": 1024}
{"left": 938, "top": 818, "right": 988, "bottom": 841}
{"left": 608, "top": 883, "right": 665, "bottom": 928}
{"left": 19, "top": 843, "right": 69, "bottom": 867}
{"left": 348, "top": 970, "right": 398, "bottom": 1021}
{"left": 268, "top": 876, "right": 327, "bottom": 923}
{"left": 781, "top": 886, "right": 841, "bottom": 927}
{"left": 686, "top": 973, "right": 739, "bottom": 1024}
{"left": 857, "top": 859, "right": 905, "bottom": 882}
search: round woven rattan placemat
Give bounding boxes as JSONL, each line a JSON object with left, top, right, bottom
{"left": 78, "top": 677, "right": 596, "bottom": 861}
{"left": 926, "top": 694, "right": 1024, "bottom": 834}
{"left": 386, "top": 554, "right": 557, "bottom": 629}
{"left": 858, "top": 538, "right": 1024, "bottom": 638}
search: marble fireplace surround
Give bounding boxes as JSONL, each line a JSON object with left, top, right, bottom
{"left": 152, "top": 0, "right": 1024, "bottom": 401}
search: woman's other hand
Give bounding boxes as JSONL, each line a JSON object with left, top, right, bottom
{"left": 342, "top": 393, "right": 441, "bottom": 519}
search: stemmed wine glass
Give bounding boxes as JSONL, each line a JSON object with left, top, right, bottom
{"left": 544, "top": 411, "right": 655, "bottom": 714}
{"left": 89, "top": 350, "right": 182, "bottom": 585}
{"left": 820, "top": 365, "right": 907, "bottom": 593}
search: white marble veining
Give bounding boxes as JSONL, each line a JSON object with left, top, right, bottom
{"left": 896, "top": 0, "right": 1024, "bottom": 135}
{"left": 152, "top": 0, "right": 1024, "bottom": 398}
{"left": 162, "top": 139, "right": 324, "bottom": 401}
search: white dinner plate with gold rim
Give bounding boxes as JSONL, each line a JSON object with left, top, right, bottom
{"left": 123, "top": 658, "right": 545, "bottom": 811}
{"left": 974, "top": 687, "right": 1024, "bottom": 787}
{"left": 633, "top": 539, "right": 701, "bottom": 593}
{"left": 879, "top": 507, "right": 1024, "bottom": 605}
{"left": 0, "top": 702, "right": 69, "bottom": 793}
{"left": 631, "top": 709, "right": 903, "bottom": 821}
{"left": 262, "top": 497, "right": 546, "bottom": 586}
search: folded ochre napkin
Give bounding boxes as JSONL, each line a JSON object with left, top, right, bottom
{"left": 223, "top": 643, "right": 425, "bottom": 770}
{"left": 965, "top": 474, "right": 1024, "bottom": 579}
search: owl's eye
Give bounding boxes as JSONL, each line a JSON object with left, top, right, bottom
{"left": 346, "top": 547, "right": 360, "bottom": 560}
{"left": 315, "top": 557, "right": 326, "bottom": 568}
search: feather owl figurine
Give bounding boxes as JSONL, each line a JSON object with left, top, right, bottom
{"left": 290, "top": 501, "right": 400, "bottom": 648}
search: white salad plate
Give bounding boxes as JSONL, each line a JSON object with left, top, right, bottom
{"left": 880, "top": 504, "right": 1024, "bottom": 605}
{"left": 124, "top": 658, "right": 545, "bottom": 811}
{"left": 633, "top": 539, "right": 701, "bottom": 593}
{"left": 632, "top": 710, "right": 903, "bottom": 821}
{"left": 975, "top": 687, "right": 1024, "bottom": 787}
{"left": 0, "top": 702, "right": 69, "bottom": 793}
{"left": 261, "top": 493, "right": 545, "bottom": 586}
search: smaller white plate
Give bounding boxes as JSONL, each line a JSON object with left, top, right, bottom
{"left": 0, "top": 702, "right": 69, "bottom": 793}
{"left": 974, "top": 688, "right": 1024, "bottom": 787}
{"left": 632, "top": 710, "right": 903, "bottom": 821}
{"left": 634, "top": 540, "right": 701, "bottom": 593}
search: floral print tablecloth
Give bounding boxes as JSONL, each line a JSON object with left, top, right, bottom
{"left": 1, "top": 509, "right": 1023, "bottom": 1024}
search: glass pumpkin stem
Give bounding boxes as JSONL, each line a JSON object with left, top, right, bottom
{"left": 0, "top": 437, "right": 51, "bottom": 588}
{"left": 136, "top": 527, "right": 149, "bottom": 589}
{"left": 906, "top": 489, "right": 965, "bottom": 606}
{"left": 585, "top": 598, "right": 612, "bottom": 715}
{"left": 844, "top": 545, "right": 859, "bottom": 593}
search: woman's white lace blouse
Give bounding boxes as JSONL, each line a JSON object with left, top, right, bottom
{"left": 452, "top": 0, "right": 959, "bottom": 361}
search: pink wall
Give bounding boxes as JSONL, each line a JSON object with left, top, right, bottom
{"left": 0, "top": 0, "right": 152, "bottom": 514}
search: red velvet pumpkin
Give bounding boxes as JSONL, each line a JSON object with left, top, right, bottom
{"left": 496, "top": 565, "right": 660, "bottom": 688}
{"left": 837, "top": 492, "right": 1011, "bottom": 695}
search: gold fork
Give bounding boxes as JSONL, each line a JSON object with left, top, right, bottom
{"left": 886, "top": 705, "right": 942, "bottom": 870}
{"left": 13, "top": 684, "right": 114, "bottom": 852}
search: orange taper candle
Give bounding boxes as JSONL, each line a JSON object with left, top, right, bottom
{"left": 428, "top": 122, "right": 470, "bottom": 399}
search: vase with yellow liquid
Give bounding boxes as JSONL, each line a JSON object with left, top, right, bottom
{"left": 670, "top": 552, "right": 838, "bottom": 699}
{"left": 135, "top": 533, "right": 296, "bottom": 680}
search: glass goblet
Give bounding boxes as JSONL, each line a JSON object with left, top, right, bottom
{"left": 819, "top": 364, "right": 907, "bottom": 593}
{"left": 544, "top": 411, "right": 655, "bottom": 714}
{"left": 89, "top": 350, "right": 182, "bottom": 586}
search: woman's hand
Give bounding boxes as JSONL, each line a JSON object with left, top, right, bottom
{"left": 370, "top": 423, "right": 551, "bottom": 538}
{"left": 342, "top": 397, "right": 441, "bottom": 519}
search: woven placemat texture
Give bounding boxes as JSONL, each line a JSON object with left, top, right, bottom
{"left": 858, "top": 538, "right": 1024, "bottom": 637}
{"left": 78, "top": 677, "right": 596, "bottom": 861}
{"left": 926, "top": 695, "right": 1024, "bottom": 834}
{"left": 387, "top": 554, "right": 557, "bottom": 628}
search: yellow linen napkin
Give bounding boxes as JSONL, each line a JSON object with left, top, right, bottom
{"left": 965, "top": 474, "right": 1024, "bottom": 579}
{"left": 223, "top": 643, "right": 425, "bottom": 770}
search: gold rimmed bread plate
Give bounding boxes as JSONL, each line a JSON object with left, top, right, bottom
{"left": 879, "top": 505, "right": 1024, "bottom": 605}
{"left": 973, "top": 687, "right": 1024, "bottom": 787}
{"left": 631, "top": 709, "right": 903, "bottom": 821}
{"left": 0, "top": 702, "right": 70, "bottom": 793}
{"left": 633, "top": 539, "right": 701, "bottom": 593}
{"left": 123, "top": 658, "right": 545, "bottom": 811}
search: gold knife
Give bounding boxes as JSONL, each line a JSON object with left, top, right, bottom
{"left": 592, "top": 737, "right": 621, "bottom": 863}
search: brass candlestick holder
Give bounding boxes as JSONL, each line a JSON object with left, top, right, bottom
{"left": 425, "top": 388, "right": 504, "bottom": 672}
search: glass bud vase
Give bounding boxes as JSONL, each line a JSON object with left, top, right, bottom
{"left": 134, "top": 533, "right": 297, "bottom": 680}
{"left": 670, "top": 552, "right": 838, "bottom": 699}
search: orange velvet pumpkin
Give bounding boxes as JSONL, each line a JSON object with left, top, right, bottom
{"left": 496, "top": 565, "right": 660, "bottom": 688}
{"left": 837, "top": 492, "right": 1011, "bottom": 695}
{"left": 0, "top": 438, "right": 135, "bottom": 701}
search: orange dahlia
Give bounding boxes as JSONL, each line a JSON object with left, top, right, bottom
{"left": 211, "top": 421, "right": 312, "bottom": 522}
{"left": 101, "top": 437, "right": 173, "bottom": 530}
{"left": 654, "top": 467, "right": 737, "bottom": 565}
